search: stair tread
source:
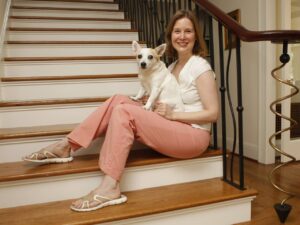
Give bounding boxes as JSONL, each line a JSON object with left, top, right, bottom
{"left": 18, "top": 0, "right": 116, "bottom": 4}
{"left": 0, "top": 149, "right": 222, "bottom": 182}
{"left": 0, "top": 178, "right": 257, "bottom": 225}
{"left": 0, "top": 96, "right": 110, "bottom": 108}
{"left": 12, "top": 5, "right": 121, "bottom": 12}
{"left": 4, "top": 55, "right": 135, "bottom": 61}
{"left": 10, "top": 16, "right": 129, "bottom": 22}
{"left": 9, "top": 27, "right": 137, "bottom": 32}
{"left": 0, "top": 123, "right": 77, "bottom": 140}
{"left": 1, "top": 74, "right": 138, "bottom": 82}
{"left": 6, "top": 41, "right": 145, "bottom": 44}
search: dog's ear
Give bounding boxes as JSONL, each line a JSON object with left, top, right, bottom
{"left": 155, "top": 43, "right": 167, "bottom": 57}
{"left": 132, "top": 41, "right": 141, "bottom": 54}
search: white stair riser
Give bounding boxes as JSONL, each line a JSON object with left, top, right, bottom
{"left": 101, "top": 198, "right": 253, "bottom": 225}
{"left": 0, "top": 135, "right": 147, "bottom": 163}
{"left": 4, "top": 60, "right": 138, "bottom": 76}
{"left": 1, "top": 78, "right": 140, "bottom": 100}
{"left": 9, "top": 19, "right": 131, "bottom": 29}
{"left": 0, "top": 156, "right": 222, "bottom": 208}
{"left": 5, "top": 44, "right": 143, "bottom": 57}
{"left": 13, "top": 0, "right": 115, "bottom": 2}
{"left": 11, "top": 9, "right": 124, "bottom": 19}
{"left": 13, "top": 1, "right": 118, "bottom": 10}
{"left": 8, "top": 31, "right": 138, "bottom": 41}
{"left": 0, "top": 103, "right": 106, "bottom": 128}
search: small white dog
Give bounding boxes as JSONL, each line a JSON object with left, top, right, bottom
{"left": 131, "top": 41, "right": 184, "bottom": 112}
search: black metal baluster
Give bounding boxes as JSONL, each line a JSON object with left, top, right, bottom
{"left": 168, "top": 0, "right": 172, "bottom": 20}
{"left": 188, "top": 0, "right": 192, "bottom": 10}
{"left": 144, "top": 0, "right": 149, "bottom": 46}
{"left": 136, "top": 1, "right": 142, "bottom": 41}
{"left": 123, "top": 0, "right": 127, "bottom": 18}
{"left": 149, "top": 0, "right": 155, "bottom": 47}
{"left": 218, "top": 22, "right": 227, "bottom": 181}
{"left": 118, "top": 0, "right": 122, "bottom": 10}
{"left": 153, "top": 0, "right": 159, "bottom": 45}
{"left": 128, "top": 0, "right": 132, "bottom": 20}
{"left": 225, "top": 31, "right": 237, "bottom": 184}
{"left": 160, "top": 0, "right": 165, "bottom": 44}
{"left": 173, "top": 0, "right": 176, "bottom": 14}
{"left": 208, "top": 15, "right": 218, "bottom": 150}
{"left": 235, "top": 38, "right": 245, "bottom": 190}
{"left": 133, "top": 0, "right": 137, "bottom": 30}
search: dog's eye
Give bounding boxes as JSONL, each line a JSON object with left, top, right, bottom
{"left": 137, "top": 54, "right": 142, "bottom": 59}
{"left": 148, "top": 55, "right": 153, "bottom": 60}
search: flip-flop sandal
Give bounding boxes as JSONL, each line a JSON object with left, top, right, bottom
{"left": 23, "top": 150, "right": 73, "bottom": 163}
{"left": 70, "top": 194, "right": 127, "bottom": 212}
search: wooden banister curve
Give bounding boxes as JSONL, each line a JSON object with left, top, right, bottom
{"left": 194, "top": 0, "right": 300, "bottom": 43}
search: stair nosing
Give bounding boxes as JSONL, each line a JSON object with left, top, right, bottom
{"left": 0, "top": 96, "right": 110, "bottom": 108}
{"left": 10, "top": 16, "right": 130, "bottom": 22}
{"left": 0, "top": 74, "right": 138, "bottom": 82}
{"left": 0, "top": 149, "right": 222, "bottom": 182}
{"left": 9, "top": 27, "right": 138, "bottom": 32}
{"left": 12, "top": 5, "right": 121, "bottom": 12}
{"left": 6, "top": 41, "right": 145, "bottom": 45}
{"left": 0, "top": 123, "right": 77, "bottom": 140}
{"left": 15, "top": 0, "right": 117, "bottom": 4}
{"left": 4, "top": 55, "right": 135, "bottom": 61}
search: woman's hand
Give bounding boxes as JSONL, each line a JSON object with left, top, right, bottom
{"left": 154, "top": 102, "right": 174, "bottom": 120}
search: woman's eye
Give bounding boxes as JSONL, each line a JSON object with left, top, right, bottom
{"left": 148, "top": 55, "right": 153, "bottom": 60}
{"left": 138, "top": 54, "right": 142, "bottom": 59}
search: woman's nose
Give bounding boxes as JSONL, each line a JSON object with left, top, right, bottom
{"left": 179, "top": 32, "right": 185, "bottom": 39}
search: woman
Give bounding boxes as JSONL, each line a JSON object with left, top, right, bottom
{"left": 23, "top": 10, "right": 219, "bottom": 212}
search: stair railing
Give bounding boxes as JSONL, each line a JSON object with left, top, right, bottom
{"left": 119, "top": 0, "right": 300, "bottom": 222}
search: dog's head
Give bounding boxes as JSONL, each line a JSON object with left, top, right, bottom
{"left": 132, "top": 41, "right": 166, "bottom": 70}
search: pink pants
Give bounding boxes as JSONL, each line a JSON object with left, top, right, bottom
{"left": 67, "top": 95, "right": 210, "bottom": 181}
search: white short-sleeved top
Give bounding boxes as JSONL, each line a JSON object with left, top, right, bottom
{"left": 168, "top": 55, "right": 214, "bottom": 131}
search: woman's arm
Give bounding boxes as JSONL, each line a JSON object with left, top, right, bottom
{"left": 155, "top": 70, "right": 219, "bottom": 124}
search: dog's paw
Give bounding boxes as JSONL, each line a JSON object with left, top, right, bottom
{"left": 142, "top": 105, "right": 152, "bottom": 111}
{"left": 130, "top": 96, "right": 139, "bottom": 101}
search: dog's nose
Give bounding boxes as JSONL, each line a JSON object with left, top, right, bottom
{"left": 141, "top": 62, "right": 147, "bottom": 69}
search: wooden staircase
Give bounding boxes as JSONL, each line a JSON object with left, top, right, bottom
{"left": 0, "top": 0, "right": 257, "bottom": 224}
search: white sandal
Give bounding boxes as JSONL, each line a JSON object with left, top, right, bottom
{"left": 70, "top": 194, "right": 127, "bottom": 212}
{"left": 23, "top": 150, "right": 73, "bottom": 163}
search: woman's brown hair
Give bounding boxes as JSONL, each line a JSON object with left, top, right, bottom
{"left": 165, "top": 10, "right": 208, "bottom": 58}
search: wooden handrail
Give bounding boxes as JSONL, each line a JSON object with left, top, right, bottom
{"left": 194, "top": 0, "right": 300, "bottom": 43}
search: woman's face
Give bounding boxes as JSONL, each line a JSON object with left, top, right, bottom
{"left": 171, "top": 17, "right": 196, "bottom": 57}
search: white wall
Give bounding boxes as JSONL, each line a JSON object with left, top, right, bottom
{"left": 0, "top": 0, "right": 11, "bottom": 99}
{"left": 209, "top": 0, "right": 260, "bottom": 160}
{"left": 291, "top": 2, "right": 300, "bottom": 82}
{"left": 208, "top": 0, "right": 278, "bottom": 162}
{"left": 0, "top": 0, "right": 10, "bottom": 80}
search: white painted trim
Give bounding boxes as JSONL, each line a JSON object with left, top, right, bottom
{"left": 99, "top": 197, "right": 256, "bottom": 225}
{"left": 257, "top": 0, "right": 276, "bottom": 164}
{"left": 218, "top": 137, "right": 258, "bottom": 160}
{"left": 0, "top": 0, "right": 11, "bottom": 58}
{"left": 278, "top": 0, "right": 300, "bottom": 161}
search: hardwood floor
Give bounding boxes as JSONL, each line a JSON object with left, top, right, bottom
{"left": 234, "top": 157, "right": 300, "bottom": 225}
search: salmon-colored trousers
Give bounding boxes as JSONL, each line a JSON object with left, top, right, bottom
{"left": 67, "top": 95, "right": 210, "bottom": 181}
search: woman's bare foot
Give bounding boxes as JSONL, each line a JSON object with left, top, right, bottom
{"left": 23, "top": 138, "right": 72, "bottom": 162}
{"left": 71, "top": 176, "right": 124, "bottom": 211}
